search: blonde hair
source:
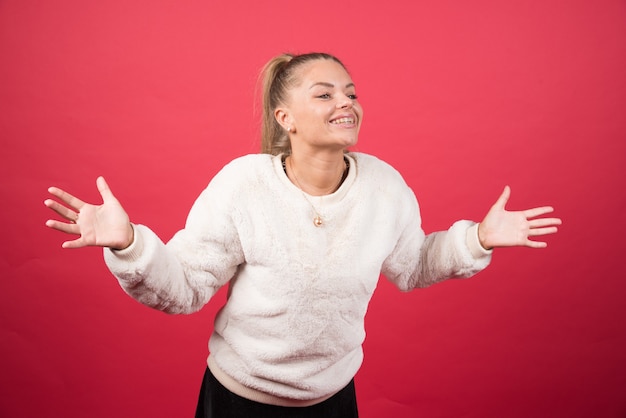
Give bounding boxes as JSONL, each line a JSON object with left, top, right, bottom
{"left": 259, "top": 52, "right": 346, "bottom": 155}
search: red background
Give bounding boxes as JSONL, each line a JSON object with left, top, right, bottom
{"left": 2, "top": 1, "right": 625, "bottom": 417}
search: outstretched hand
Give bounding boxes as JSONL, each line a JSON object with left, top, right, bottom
{"left": 45, "top": 176, "right": 134, "bottom": 250}
{"left": 478, "top": 186, "right": 561, "bottom": 250}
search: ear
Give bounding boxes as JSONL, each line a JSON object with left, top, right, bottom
{"left": 274, "top": 107, "right": 294, "bottom": 132}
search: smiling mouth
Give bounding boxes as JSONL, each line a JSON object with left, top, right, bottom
{"left": 330, "top": 117, "right": 355, "bottom": 125}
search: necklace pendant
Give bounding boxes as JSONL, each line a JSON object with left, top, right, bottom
{"left": 313, "top": 216, "right": 323, "bottom": 227}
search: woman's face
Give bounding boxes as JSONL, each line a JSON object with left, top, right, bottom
{"left": 277, "top": 59, "right": 363, "bottom": 153}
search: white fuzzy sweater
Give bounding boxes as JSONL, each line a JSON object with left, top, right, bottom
{"left": 104, "top": 152, "right": 491, "bottom": 402}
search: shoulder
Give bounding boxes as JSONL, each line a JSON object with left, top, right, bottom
{"left": 191, "top": 154, "right": 275, "bottom": 213}
{"left": 220, "top": 154, "right": 273, "bottom": 174}
{"left": 210, "top": 154, "right": 274, "bottom": 185}
{"left": 349, "top": 152, "right": 408, "bottom": 186}
{"left": 349, "top": 152, "right": 419, "bottom": 211}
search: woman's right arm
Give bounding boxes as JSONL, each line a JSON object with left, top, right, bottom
{"left": 45, "top": 175, "right": 243, "bottom": 314}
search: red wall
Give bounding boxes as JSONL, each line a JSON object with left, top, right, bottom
{"left": 2, "top": 1, "right": 625, "bottom": 417}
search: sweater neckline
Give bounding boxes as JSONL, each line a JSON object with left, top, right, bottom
{"left": 272, "top": 153, "right": 356, "bottom": 206}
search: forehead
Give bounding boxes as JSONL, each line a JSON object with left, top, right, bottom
{"left": 295, "top": 59, "right": 353, "bottom": 86}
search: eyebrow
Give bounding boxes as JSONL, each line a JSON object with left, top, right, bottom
{"left": 309, "top": 82, "right": 355, "bottom": 90}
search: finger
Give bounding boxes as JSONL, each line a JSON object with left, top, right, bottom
{"left": 525, "top": 239, "right": 548, "bottom": 249}
{"left": 523, "top": 206, "right": 555, "bottom": 219}
{"left": 96, "top": 176, "right": 116, "bottom": 203}
{"left": 61, "top": 238, "right": 88, "bottom": 249}
{"left": 528, "top": 217, "right": 562, "bottom": 228}
{"left": 528, "top": 226, "right": 559, "bottom": 237}
{"left": 492, "top": 185, "right": 511, "bottom": 210}
{"left": 45, "top": 219, "right": 81, "bottom": 234}
{"left": 47, "top": 186, "right": 86, "bottom": 211}
{"left": 44, "top": 199, "right": 79, "bottom": 222}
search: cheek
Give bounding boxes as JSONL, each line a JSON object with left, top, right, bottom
{"left": 355, "top": 106, "right": 364, "bottom": 124}
{"left": 311, "top": 107, "right": 334, "bottom": 127}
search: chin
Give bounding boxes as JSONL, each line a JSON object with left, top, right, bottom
{"left": 343, "top": 137, "right": 359, "bottom": 148}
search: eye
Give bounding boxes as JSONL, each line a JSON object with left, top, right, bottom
{"left": 348, "top": 94, "right": 358, "bottom": 100}
{"left": 317, "top": 93, "right": 331, "bottom": 99}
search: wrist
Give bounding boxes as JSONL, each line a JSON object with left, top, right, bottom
{"left": 112, "top": 223, "right": 134, "bottom": 251}
{"left": 465, "top": 223, "right": 493, "bottom": 258}
{"left": 477, "top": 223, "right": 493, "bottom": 251}
{"left": 105, "top": 224, "right": 144, "bottom": 262}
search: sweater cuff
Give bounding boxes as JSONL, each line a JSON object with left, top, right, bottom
{"left": 465, "top": 223, "right": 493, "bottom": 259}
{"left": 105, "top": 223, "right": 145, "bottom": 262}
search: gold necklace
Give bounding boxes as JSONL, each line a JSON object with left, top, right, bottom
{"left": 286, "top": 156, "right": 349, "bottom": 227}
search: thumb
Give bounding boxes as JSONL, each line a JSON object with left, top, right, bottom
{"left": 493, "top": 185, "right": 511, "bottom": 210}
{"left": 96, "top": 176, "right": 116, "bottom": 203}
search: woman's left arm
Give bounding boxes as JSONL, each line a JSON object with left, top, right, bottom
{"left": 478, "top": 186, "right": 562, "bottom": 250}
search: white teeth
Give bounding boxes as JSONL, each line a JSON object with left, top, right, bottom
{"left": 331, "top": 117, "right": 354, "bottom": 124}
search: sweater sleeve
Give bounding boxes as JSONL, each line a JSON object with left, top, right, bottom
{"left": 103, "top": 164, "right": 245, "bottom": 314}
{"left": 381, "top": 185, "right": 492, "bottom": 291}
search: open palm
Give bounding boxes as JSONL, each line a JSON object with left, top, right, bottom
{"left": 478, "top": 186, "right": 561, "bottom": 250}
{"left": 45, "top": 176, "right": 134, "bottom": 250}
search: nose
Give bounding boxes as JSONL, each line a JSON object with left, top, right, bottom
{"left": 336, "top": 94, "right": 353, "bottom": 109}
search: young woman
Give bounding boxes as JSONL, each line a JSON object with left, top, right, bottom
{"left": 44, "top": 52, "right": 561, "bottom": 418}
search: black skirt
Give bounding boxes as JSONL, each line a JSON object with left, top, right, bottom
{"left": 195, "top": 367, "right": 359, "bottom": 418}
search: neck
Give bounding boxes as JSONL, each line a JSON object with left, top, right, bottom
{"left": 286, "top": 152, "right": 347, "bottom": 196}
